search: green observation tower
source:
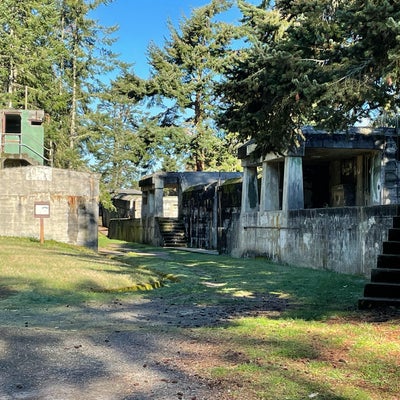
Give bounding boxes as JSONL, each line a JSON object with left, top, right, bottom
{"left": 0, "top": 109, "right": 46, "bottom": 168}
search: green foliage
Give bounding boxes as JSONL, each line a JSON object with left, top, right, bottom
{"left": 4, "top": 0, "right": 399, "bottom": 191}
{"left": 218, "top": 0, "right": 400, "bottom": 155}
{"left": 0, "top": 0, "right": 121, "bottom": 170}
{"left": 121, "top": 0, "right": 242, "bottom": 171}
{"left": 83, "top": 72, "right": 147, "bottom": 192}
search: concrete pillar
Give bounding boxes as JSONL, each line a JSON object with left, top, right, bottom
{"left": 282, "top": 156, "right": 304, "bottom": 210}
{"left": 141, "top": 191, "right": 149, "bottom": 218}
{"left": 260, "top": 161, "right": 280, "bottom": 211}
{"left": 356, "top": 155, "right": 364, "bottom": 206}
{"left": 154, "top": 176, "right": 164, "bottom": 217}
{"left": 241, "top": 166, "right": 259, "bottom": 212}
{"left": 211, "top": 184, "right": 218, "bottom": 249}
{"left": 382, "top": 137, "right": 399, "bottom": 205}
{"left": 371, "top": 153, "right": 382, "bottom": 205}
{"left": 148, "top": 191, "right": 155, "bottom": 215}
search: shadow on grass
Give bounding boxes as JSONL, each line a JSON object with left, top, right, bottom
{"left": 212, "top": 319, "right": 400, "bottom": 399}
{"left": 110, "top": 247, "right": 368, "bottom": 321}
{"left": 0, "top": 235, "right": 389, "bottom": 324}
{"left": 1, "top": 241, "right": 399, "bottom": 399}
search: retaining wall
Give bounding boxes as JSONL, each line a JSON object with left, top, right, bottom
{"left": 234, "top": 205, "right": 398, "bottom": 276}
{"left": 0, "top": 166, "right": 99, "bottom": 249}
{"left": 108, "top": 218, "right": 142, "bottom": 244}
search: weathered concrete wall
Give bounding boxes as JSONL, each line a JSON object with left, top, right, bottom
{"left": 218, "top": 211, "right": 241, "bottom": 254}
{"left": 108, "top": 218, "right": 142, "bottom": 243}
{"left": 181, "top": 184, "right": 216, "bottom": 249}
{"left": 108, "top": 216, "right": 170, "bottom": 246}
{"left": 0, "top": 166, "right": 99, "bottom": 249}
{"left": 181, "top": 179, "right": 243, "bottom": 251}
{"left": 108, "top": 216, "right": 165, "bottom": 246}
{"left": 217, "top": 179, "right": 242, "bottom": 253}
{"left": 163, "top": 196, "right": 178, "bottom": 218}
{"left": 234, "top": 205, "right": 397, "bottom": 276}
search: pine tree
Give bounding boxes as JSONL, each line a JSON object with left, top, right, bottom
{"left": 0, "top": 0, "right": 58, "bottom": 109}
{"left": 0, "top": 0, "right": 120, "bottom": 169}
{"left": 84, "top": 72, "right": 149, "bottom": 192}
{"left": 51, "top": 0, "right": 119, "bottom": 168}
{"left": 122, "top": 0, "right": 242, "bottom": 172}
{"left": 217, "top": 0, "right": 400, "bottom": 154}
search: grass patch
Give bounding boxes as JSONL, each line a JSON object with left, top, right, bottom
{"left": 197, "top": 318, "right": 400, "bottom": 399}
{"left": 122, "top": 246, "right": 366, "bottom": 320}
{"left": 0, "top": 236, "right": 173, "bottom": 309}
{"left": 1, "top": 235, "right": 399, "bottom": 399}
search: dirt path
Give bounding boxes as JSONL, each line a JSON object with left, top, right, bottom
{"left": 0, "top": 291, "right": 238, "bottom": 400}
{"left": 0, "top": 245, "right": 284, "bottom": 400}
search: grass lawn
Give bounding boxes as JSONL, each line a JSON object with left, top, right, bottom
{"left": 1, "top": 234, "right": 399, "bottom": 399}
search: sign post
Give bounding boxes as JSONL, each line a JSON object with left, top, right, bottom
{"left": 34, "top": 202, "right": 50, "bottom": 244}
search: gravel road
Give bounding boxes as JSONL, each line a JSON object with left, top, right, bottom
{"left": 0, "top": 245, "right": 287, "bottom": 400}
{"left": 0, "top": 288, "right": 288, "bottom": 400}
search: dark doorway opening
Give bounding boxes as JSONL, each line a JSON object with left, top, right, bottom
{"left": 303, "top": 162, "right": 330, "bottom": 208}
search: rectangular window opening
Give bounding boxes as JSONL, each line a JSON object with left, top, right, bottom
{"left": 5, "top": 114, "right": 21, "bottom": 134}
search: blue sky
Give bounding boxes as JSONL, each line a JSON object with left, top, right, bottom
{"left": 92, "top": 0, "right": 258, "bottom": 79}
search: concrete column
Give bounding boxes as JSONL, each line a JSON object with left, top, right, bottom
{"left": 371, "top": 153, "right": 382, "bottom": 205}
{"left": 148, "top": 191, "right": 155, "bottom": 215}
{"left": 212, "top": 184, "right": 218, "bottom": 249}
{"left": 356, "top": 155, "right": 364, "bottom": 206}
{"left": 241, "top": 166, "right": 259, "bottom": 212}
{"left": 260, "top": 161, "right": 280, "bottom": 211}
{"left": 282, "top": 156, "right": 304, "bottom": 210}
{"left": 154, "top": 176, "right": 164, "bottom": 217}
{"left": 382, "top": 137, "right": 398, "bottom": 205}
{"left": 141, "top": 191, "right": 149, "bottom": 218}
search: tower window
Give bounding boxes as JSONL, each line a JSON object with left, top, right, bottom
{"left": 5, "top": 114, "right": 21, "bottom": 133}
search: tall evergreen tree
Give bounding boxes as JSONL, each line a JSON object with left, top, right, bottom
{"left": 0, "top": 0, "right": 58, "bottom": 109}
{"left": 84, "top": 72, "right": 149, "bottom": 193}
{"left": 0, "top": 0, "right": 119, "bottom": 169}
{"left": 218, "top": 0, "right": 400, "bottom": 154}
{"left": 50, "top": 0, "right": 119, "bottom": 168}
{"left": 123, "top": 0, "right": 242, "bottom": 172}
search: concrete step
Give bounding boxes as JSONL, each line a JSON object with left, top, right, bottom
{"left": 388, "top": 228, "right": 400, "bottom": 242}
{"left": 358, "top": 214, "right": 400, "bottom": 310}
{"left": 157, "top": 217, "right": 187, "bottom": 247}
{"left": 158, "top": 223, "right": 185, "bottom": 231}
{"left": 393, "top": 216, "right": 400, "bottom": 228}
{"left": 371, "top": 268, "right": 400, "bottom": 283}
{"left": 163, "top": 239, "right": 187, "bottom": 247}
{"left": 162, "top": 232, "right": 186, "bottom": 238}
{"left": 382, "top": 241, "right": 400, "bottom": 254}
{"left": 358, "top": 297, "right": 400, "bottom": 309}
{"left": 377, "top": 254, "right": 400, "bottom": 269}
{"left": 363, "top": 282, "right": 400, "bottom": 298}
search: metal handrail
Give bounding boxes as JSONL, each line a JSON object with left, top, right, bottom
{"left": 1, "top": 131, "right": 51, "bottom": 164}
{"left": 19, "top": 143, "right": 51, "bottom": 163}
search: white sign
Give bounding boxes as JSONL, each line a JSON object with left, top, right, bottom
{"left": 34, "top": 202, "right": 50, "bottom": 218}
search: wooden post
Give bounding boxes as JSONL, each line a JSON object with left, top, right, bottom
{"left": 34, "top": 202, "right": 50, "bottom": 244}
{"left": 40, "top": 218, "right": 44, "bottom": 244}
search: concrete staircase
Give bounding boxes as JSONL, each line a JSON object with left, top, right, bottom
{"left": 157, "top": 217, "right": 187, "bottom": 247}
{"left": 359, "top": 215, "right": 400, "bottom": 309}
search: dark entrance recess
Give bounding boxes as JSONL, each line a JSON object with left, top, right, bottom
{"left": 303, "top": 162, "right": 330, "bottom": 208}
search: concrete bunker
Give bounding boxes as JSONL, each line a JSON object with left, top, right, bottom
{"left": 239, "top": 127, "right": 399, "bottom": 213}
{"left": 236, "top": 126, "right": 400, "bottom": 276}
